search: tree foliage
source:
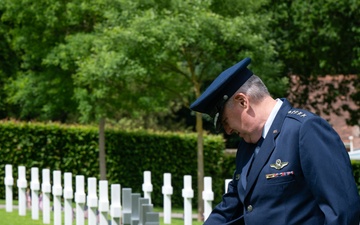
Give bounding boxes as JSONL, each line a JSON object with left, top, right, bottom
{"left": 0, "top": 0, "right": 359, "bottom": 219}
{"left": 1, "top": 0, "right": 84, "bottom": 121}
{"left": 268, "top": 0, "right": 360, "bottom": 124}
{"left": 0, "top": 0, "right": 287, "bottom": 125}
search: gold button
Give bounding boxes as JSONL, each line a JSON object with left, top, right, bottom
{"left": 247, "top": 205, "right": 253, "bottom": 212}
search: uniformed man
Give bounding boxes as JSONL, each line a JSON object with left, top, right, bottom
{"left": 190, "top": 57, "right": 360, "bottom": 225}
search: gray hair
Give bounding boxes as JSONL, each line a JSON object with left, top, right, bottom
{"left": 237, "top": 74, "right": 270, "bottom": 103}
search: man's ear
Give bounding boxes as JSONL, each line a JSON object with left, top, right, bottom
{"left": 234, "top": 93, "right": 248, "bottom": 108}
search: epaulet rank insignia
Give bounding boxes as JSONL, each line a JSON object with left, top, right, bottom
{"left": 287, "top": 109, "right": 307, "bottom": 119}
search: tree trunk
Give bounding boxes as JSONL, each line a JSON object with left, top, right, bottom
{"left": 196, "top": 112, "right": 204, "bottom": 221}
{"left": 99, "top": 117, "right": 107, "bottom": 180}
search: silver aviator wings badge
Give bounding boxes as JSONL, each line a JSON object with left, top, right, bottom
{"left": 270, "top": 159, "right": 289, "bottom": 170}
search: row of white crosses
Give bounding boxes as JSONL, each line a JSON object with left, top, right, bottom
{"left": 4, "top": 165, "right": 123, "bottom": 225}
{"left": 4, "top": 164, "right": 225, "bottom": 225}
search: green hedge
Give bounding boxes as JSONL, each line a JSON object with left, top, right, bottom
{"left": 0, "top": 120, "right": 232, "bottom": 208}
{"left": 1, "top": 120, "right": 359, "bottom": 209}
{"left": 351, "top": 160, "right": 360, "bottom": 194}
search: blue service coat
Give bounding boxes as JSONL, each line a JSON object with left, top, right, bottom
{"left": 204, "top": 99, "right": 360, "bottom": 225}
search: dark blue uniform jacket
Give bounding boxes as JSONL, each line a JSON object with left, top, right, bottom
{"left": 205, "top": 99, "right": 360, "bottom": 225}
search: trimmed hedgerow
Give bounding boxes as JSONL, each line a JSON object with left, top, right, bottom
{"left": 0, "top": 120, "right": 232, "bottom": 208}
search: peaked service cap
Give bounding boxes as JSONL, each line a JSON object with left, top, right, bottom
{"left": 190, "top": 57, "right": 253, "bottom": 130}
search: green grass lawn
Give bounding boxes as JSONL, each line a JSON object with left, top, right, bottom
{"left": 1, "top": 208, "right": 46, "bottom": 225}
{"left": 0, "top": 200, "right": 203, "bottom": 225}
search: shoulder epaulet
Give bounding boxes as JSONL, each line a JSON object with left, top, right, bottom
{"left": 286, "top": 109, "right": 309, "bottom": 120}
